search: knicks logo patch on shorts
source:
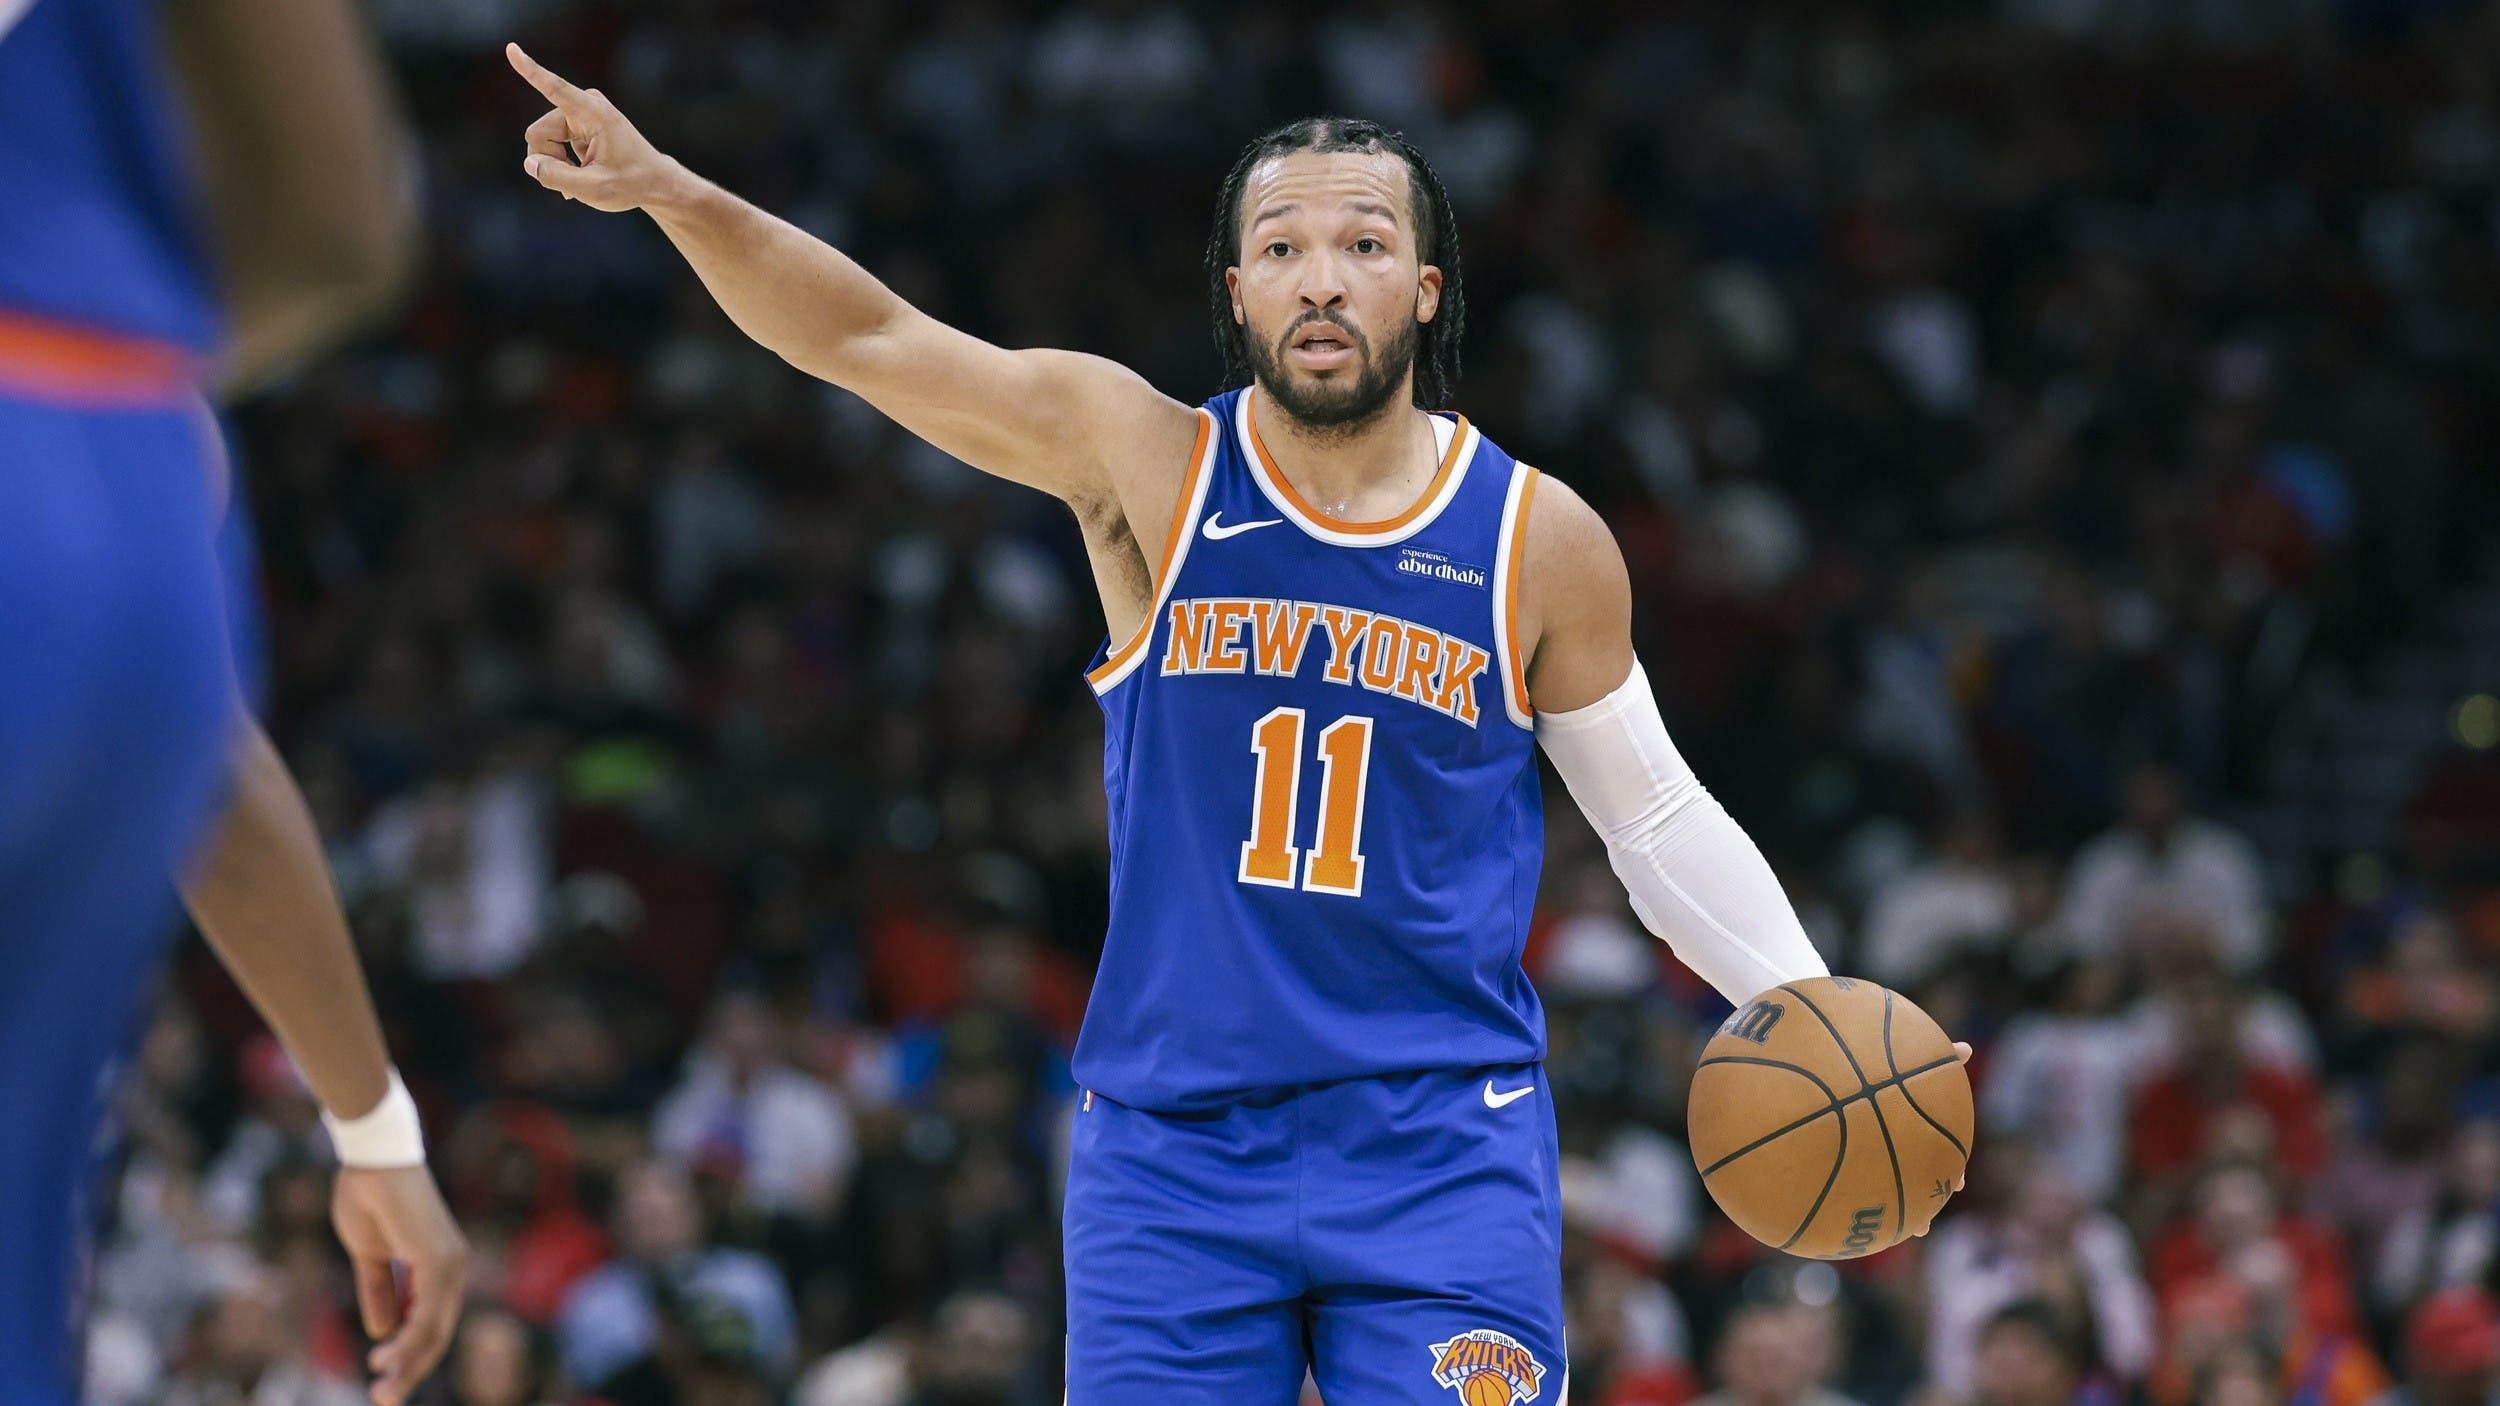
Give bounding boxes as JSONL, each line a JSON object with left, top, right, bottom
{"left": 1428, "top": 1328, "right": 1547, "bottom": 1405}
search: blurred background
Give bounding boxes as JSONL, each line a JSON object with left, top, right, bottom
{"left": 92, "top": 1, "right": 2500, "bottom": 1404}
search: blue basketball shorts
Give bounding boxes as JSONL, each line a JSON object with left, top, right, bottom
{"left": 0, "top": 387, "right": 239, "bottom": 1404}
{"left": 1063, "top": 1061, "right": 1568, "bottom": 1406}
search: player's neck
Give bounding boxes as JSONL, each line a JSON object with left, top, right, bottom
{"left": 1250, "top": 384, "right": 1441, "bottom": 523}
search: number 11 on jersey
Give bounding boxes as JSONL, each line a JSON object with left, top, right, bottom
{"left": 1239, "top": 707, "right": 1374, "bottom": 896}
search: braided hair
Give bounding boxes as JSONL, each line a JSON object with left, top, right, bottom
{"left": 1205, "top": 117, "right": 1465, "bottom": 409}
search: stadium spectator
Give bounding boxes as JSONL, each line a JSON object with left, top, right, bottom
{"left": 556, "top": 1160, "right": 796, "bottom": 1391}
{"left": 2391, "top": 1289, "right": 2500, "bottom": 1406}
{"left": 1923, "top": 1146, "right": 2156, "bottom": 1397}
{"left": 2145, "top": 1163, "right": 2377, "bottom": 1403}
{"left": 653, "top": 986, "right": 857, "bottom": 1223}
{"left": 2377, "top": 1121, "right": 2500, "bottom": 1323}
{"left": 202, "top": 1035, "right": 330, "bottom": 1236}
{"left": 448, "top": 1308, "right": 564, "bottom": 1406}
{"left": 442, "top": 1101, "right": 611, "bottom": 1324}
{"left": 1859, "top": 809, "right": 2016, "bottom": 992}
{"left": 2126, "top": 976, "right": 2328, "bottom": 1219}
{"left": 159, "top": 1260, "right": 364, "bottom": 1406}
{"left": 80, "top": 3, "right": 2500, "bottom": 1401}
{"left": 1965, "top": 1302, "right": 2090, "bottom": 1406}
{"left": 2059, "top": 766, "right": 2270, "bottom": 976}
{"left": 1694, "top": 1301, "right": 1866, "bottom": 1406}
{"left": 1980, "top": 958, "right": 2138, "bottom": 1203}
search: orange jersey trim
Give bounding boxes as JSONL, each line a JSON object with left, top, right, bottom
{"left": 0, "top": 308, "right": 197, "bottom": 405}
{"left": 1245, "top": 385, "right": 1469, "bottom": 536}
{"left": 1503, "top": 466, "right": 1540, "bottom": 720}
{"left": 1087, "top": 409, "right": 1217, "bottom": 686}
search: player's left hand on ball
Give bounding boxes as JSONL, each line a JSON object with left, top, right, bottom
{"left": 332, "top": 1165, "right": 469, "bottom": 1406}
{"left": 1946, "top": 1040, "right": 1972, "bottom": 1190}
{"left": 1912, "top": 1040, "right": 1976, "bottom": 1238}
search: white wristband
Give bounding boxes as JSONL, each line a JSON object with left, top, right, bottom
{"left": 321, "top": 1068, "right": 426, "bottom": 1169}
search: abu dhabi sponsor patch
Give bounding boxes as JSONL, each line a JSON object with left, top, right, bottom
{"left": 1397, "top": 546, "right": 1489, "bottom": 590}
{"left": 1428, "top": 1328, "right": 1547, "bottom": 1406}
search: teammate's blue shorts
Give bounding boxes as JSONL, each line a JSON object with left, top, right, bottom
{"left": 0, "top": 385, "right": 238, "bottom": 1403}
{"left": 1064, "top": 1061, "right": 1567, "bottom": 1405}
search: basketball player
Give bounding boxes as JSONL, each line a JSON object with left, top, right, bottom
{"left": 1, "top": 1, "right": 463, "bottom": 1402}
{"left": 509, "top": 48, "right": 1968, "bottom": 1403}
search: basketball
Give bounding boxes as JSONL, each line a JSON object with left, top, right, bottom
{"left": 1688, "top": 975, "right": 1973, "bottom": 1260}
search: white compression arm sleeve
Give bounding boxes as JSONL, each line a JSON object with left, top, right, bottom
{"left": 1536, "top": 659, "right": 1830, "bottom": 1005}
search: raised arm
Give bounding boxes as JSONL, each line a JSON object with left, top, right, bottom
{"left": 503, "top": 44, "right": 1199, "bottom": 512}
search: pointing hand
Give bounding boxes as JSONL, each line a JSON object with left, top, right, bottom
{"left": 507, "top": 43, "right": 688, "bottom": 213}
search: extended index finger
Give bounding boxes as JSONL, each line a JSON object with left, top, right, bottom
{"left": 505, "top": 42, "right": 588, "bottom": 109}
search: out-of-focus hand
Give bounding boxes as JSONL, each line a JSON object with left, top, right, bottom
{"left": 332, "top": 1165, "right": 468, "bottom": 1406}
{"left": 1949, "top": 1040, "right": 1972, "bottom": 1194}
{"left": 507, "top": 42, "right": 689, "bottom": 213}
{"left": 1913, "top": 1040, "right": 1977, "bottom": 1238}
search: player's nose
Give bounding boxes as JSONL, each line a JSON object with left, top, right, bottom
{"left": 1294, "top": 254, "right": 1349, "bottom": 311}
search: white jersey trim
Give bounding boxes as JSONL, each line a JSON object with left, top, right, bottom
{"left": 1236, "top": 386, "right": 1477, "bottom": 548}
{"left": 1490, "top": 460, "right": 1538, "bottom": 730}
{"left": 1088, "top": 409, "right": 1221, "bottom": 695}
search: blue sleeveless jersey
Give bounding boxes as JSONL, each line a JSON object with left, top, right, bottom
{"left": 1075, "top": 386, "right": 1548, "bottom": 1111}
{"left": 0, "top": 0, "right": 218, "bottom": 350}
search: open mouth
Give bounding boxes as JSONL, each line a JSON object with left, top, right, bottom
{"left": 1289, "top": 324, "right": 1358, "bottom": 366}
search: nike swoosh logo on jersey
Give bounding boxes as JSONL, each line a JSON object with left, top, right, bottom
{"left": 1203, "top": 513, "right": 1283, "bottom": 540}
{"left": 1483, "top": 1081, "right": 1535, "bottom": 1109}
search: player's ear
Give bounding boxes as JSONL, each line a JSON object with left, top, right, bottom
{"left": 1416, "top": 265, "right": 1442, "bottom": 325}
{"left": 1225, "top": 266, "right": 1245, "bottom": 324}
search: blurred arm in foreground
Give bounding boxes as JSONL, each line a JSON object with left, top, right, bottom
{"left": 164, "top": 0, "right": 418, "bottom": 394}
{"left": 164, "top": 3, "right": 462, "bottom": 1403}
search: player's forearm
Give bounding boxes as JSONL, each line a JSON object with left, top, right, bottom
{"left": 644, "top": 174, "right": 912, "bottom": 384}
{"left": 164, "top": 0, "right": 418, "bottom": 396}
{"left": 1605, "top": 792, "right": 1832, "bottom": 1004}
{"left": 181, "top": 717, "right": 393, "bottom": 1120}
{"left": 1539, "top": 661, "right": 1830, "bottom": 1004}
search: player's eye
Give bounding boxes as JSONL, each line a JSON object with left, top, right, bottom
{"left": 1353, "top": 238, "right": 1383, "bottom": 255}
{"left": 1266, "top": 241, "right": 1292, "bottom": 258}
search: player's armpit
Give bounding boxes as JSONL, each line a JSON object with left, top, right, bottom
{"left": 1514, "top": 473, "right": 1635, "bottom": 715}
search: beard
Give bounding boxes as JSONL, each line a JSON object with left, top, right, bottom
{"left": 1246, "top": 309, "right": 1420, "bottom": 439}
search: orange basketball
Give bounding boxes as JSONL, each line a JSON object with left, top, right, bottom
{"left": 1687, "top": 975, "right": 1973, "bottom": 1260}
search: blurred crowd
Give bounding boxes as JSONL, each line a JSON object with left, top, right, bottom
{"left": 87, "top": 0, "right": 2500, "bottom": 1404}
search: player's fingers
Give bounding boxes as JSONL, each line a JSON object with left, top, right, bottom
{"left": 524, "top": 108, "right": 576, "bottom": 154}
{"left": 1952, "top": 1041, "right": 1972, "bottom": 1065}
{"left": 523, "top": 153, "right": 600, "bottom": 201}
{"left": 351, "top": 1255, "right": 400, "bottom": 1343}
{"left": 368, "top": 1247, "right": 465, "bottom": 1406}
{"left": 505, "top": 42, "right": 590, "bottom": 113}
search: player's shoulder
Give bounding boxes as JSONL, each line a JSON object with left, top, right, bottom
{"left": 1507, "top": 465, "right": 1632, "bottom": 708}
{"left": 1513, "top": 468, "right": 1626, "bottom": 602}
